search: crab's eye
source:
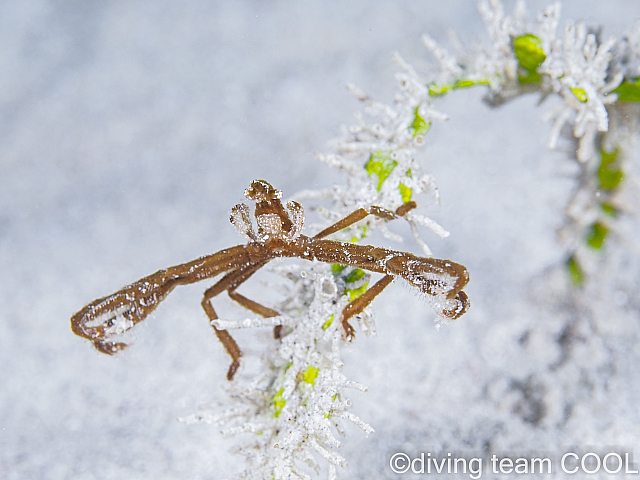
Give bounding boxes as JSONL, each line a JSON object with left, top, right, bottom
{"left": 245, "top": 180, "right": 282, "bottom": 201}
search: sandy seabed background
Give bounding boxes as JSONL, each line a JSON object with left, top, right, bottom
{"left": 1, "top": 1, "right": 639, "bottom": 478}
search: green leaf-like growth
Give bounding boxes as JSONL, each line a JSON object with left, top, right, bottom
{"left": 322, "top": 315, "right": 334, "bottom": 330}
{"left": 410, "top": 106, "right": 430, "bottom": 136}
{"left": 570, "top": 87, "right": 588, "bottom": 102}
{"left": 273, "top": 388, "right": 286, "bottom": 418}
{"left": 428, "top": 78, "right": 490, "bottom": 97}
{"left": 455, "top": 79, "right": 486, "bottom": 89}
{"left": 586, "top": 222, "right": 608, "bottom": 250}
{"left": 514, "top": 34, "right": 546, "bottom": 73}
{"left": 365, "top": 151, "right": 397, "bottom": 190}
{"left": 331, "top": 264, "right": 347, "bottom": 275}
{"left": 612, "top": 78, "right": 640, "bottom": 102}
{"left": 518, "top": 69, "right": 541, "bottom": 85}
{"left": 597, "top": 147, "right": 623, "bottom": 191}
{"left": 427, "top": 83, "right": 450, "bottom": 96}
{"left": 343, "top": 268, "right": 367, "bottom": 284}
{"left": 398, "top": 183, "right": 412, "bottom": 203}
{"left": 567, "top": 255, "right": 584, "bottom": 287}
{"left": 343, "top": 268, "right": 369, "bottom": 300}
{"left": 600, "top": 202, "right": 618, "bottom": 217}
{"left": 332, "top": 266, "right": 369, "bottom": 300}
{"left": 303, "top": 366, "right": 319, "bottom": 385}
{"left": 346, "top": 283, "right": 368, "bottom": 300}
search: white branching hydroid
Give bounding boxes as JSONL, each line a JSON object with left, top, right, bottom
{"left": 183, "top": 263, "right": 374, "bottom": 480}
{"left": 541, "top": 22, "right": 620, "bottom": 162}
{"left": 420, "top": 0, "right": 639, "bottom": 288}
{"left": 179, "top": 17, "right": 469, "bottom": 478}
{"left": 179, "top": 2, "right": 640, "bottom": 479}
{"left": 180, "top": 48, "right": 461, "bottom": 478}
{"left": 304, "top": 55, "right": 449, "bottom": 255}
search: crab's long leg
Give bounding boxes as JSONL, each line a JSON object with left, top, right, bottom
{"left": 227, "top": 291, "right": 280, "bottom": 318}
{"left": 340, "top": 274, "right": 394, "bottom": 340}
{"left": 228, "top": 291, "right": 283, "bottom": 339}
{"left": 314, "top": 202, "right": 417, "bottom": 239}
{"left": 71, "top": 245, "right": 254, "bottom": 355}
{"left": 296, "top": 238, "right": 467, "bottom": 291}
{"left": 290, "top": 237, "right": 470, "bottom": 316}
{"left": 201, "top": 260, "right": 281, "bottom": 380}
{"left": 443, "top": 291, "right": 469, "bottom": 320}
{"left": 307, "top": 202, "right": 469, "bottom": 304}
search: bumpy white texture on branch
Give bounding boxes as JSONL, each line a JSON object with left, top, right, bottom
{"left": 184, "top": 263, "right": 376, "bottom": 480}
{"left": 421, "top": 1, "right": 625, "bottom": 164}
{"left": 541, "top": 21, "right": 620, "bottom": 162}
{"left": 420, "top": 0, "right": 640, "bottom": 293}
{"left": 475, "top": 0, "right": 523, "bottom": 88}
{"left": 303, "top": 54, "right": 449, "bottom": 255}
{"left": 181, "top": 3, "right": 640, "bottom": 480}
{"left": 183, "top": 34, "right": 466, "bottom": 478}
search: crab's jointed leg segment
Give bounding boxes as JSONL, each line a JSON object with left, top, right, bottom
{"left": 314, "top": 202, "right": 417, "bottom": 239}
{"left": 339, "top": 274, "right": 394, "bottom": 340}
{"left": 228, "top": 291, "right": 283, "bottom": 339}
{"left": 201, "top": 260, "right": 283, "bottom": 379}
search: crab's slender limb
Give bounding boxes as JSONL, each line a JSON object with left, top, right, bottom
{"left": 339, "top": 274, "right": 394, "bottom": 340}
{"left": 201, "top": 260, "right": 277, "bottom": 380}
{"left": 70, "top": 245, "right": 254, "bottom": 355}
{"left": 297, "top": 238, "right": 467, "bottom": 291}
{"left": 394, "top": 201, "right": 418, "bottom": 217}
{"left": 443, "top": 291, "right": 470, "bottom": 320}
{"left": 290, "top": 237, "right": 469, "bottom": 315}
{"left": 225, "top": 262, "right": 285, "bottom": 338}
{"left": 313, "top": 202, "right": 417, "bottom": 239}
{"left": 227, "top": 291, "right": 280, "bottom": 317}
{"left": 228, "top": 291, "right": 283, "bottom": 339}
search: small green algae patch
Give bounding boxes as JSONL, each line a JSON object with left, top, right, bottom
{"left": 612, "top": 78, "right": 640, "bottom": 102}
{"left": 343, "top": 268, "right": 366, "bottom": 283}
{"left": 399, "top": 183, "right": 412, "bottom": 203}
{"left": 331, "top": 264, "right": 346, "bottom": 275}
{"left": 343, "top": 268, "right": 369, "bottom": 300}
{"left": 428, "top": 78, "right": 490, "bottom": 97}
{"left": 567, "top": 256, "right": 584, "bottom": 287}
{"left": 322, "top": 315, "right": 334, "bottom": 330}
{"left": 303, "top": 366, "right": 320, "bottom": 385}
{"left": 346, "top": 283, "right": 368, "bottom": 300}
{"left": 586, "top": 222, "right": 608, "bottom": 250}
{"left": 365, "top": 151, "right": 397, "bottom": 190}
{"left": 597, "top": 147, "right": 623, "bottom": 191}
{"left": 570, "top": 87, "right": 588, "bottom": 102}
{"left": 333, "top": 266, "right": 369, "bottom": 299}
{"left": 410, "top": 106, "right": 430, "bottom": 136}
{"left": 600, "top": 202, "right": 617, "bottom": 217}
{"left": 273, "top": 388, "right": 286, "bottom": 418}
{"left": 518, "top": 69, "right": 541, "bottom": 85}
{"left": 349, "top": 225, "right": 368, "bottom": 243}
{"left": 514, "top": 34, "right": 546, "bottom": 73}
